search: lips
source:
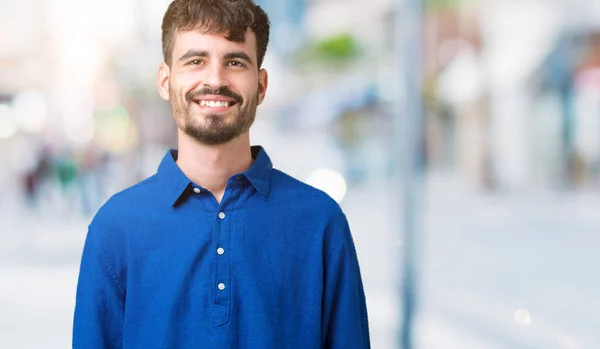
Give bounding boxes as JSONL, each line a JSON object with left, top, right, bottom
{"left": 188, "top": 87, "right": 242, "bottom": 107}
{"left": 193, "top": 99, "right": 237, "bottom": 108}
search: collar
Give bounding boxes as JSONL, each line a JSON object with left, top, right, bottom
{"left": 156, "top": 145, "right": 273, "bottom": 206}
{"left": 244, "top": 145, "right": 273, "bottom": 199}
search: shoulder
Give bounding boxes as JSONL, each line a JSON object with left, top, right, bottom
{"left": 270, "top": 170, "right": 354, "bottom": 254}
{"left": 271, "top": 169, "right": 342, "bottom": 208}
{"left": 81, "top": 177, "right": 161, "bottom": 283}
{"left": 89, "top": 175, "right": 159, "bottom": 236}
{"left": 104, "top": 175, "right": 160, "bottom": 208}
{"left": 269, "top": 169, "right": 347, "bottom": 225}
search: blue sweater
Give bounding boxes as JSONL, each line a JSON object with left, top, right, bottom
{"left": 73, "top": 146, "right": 370, "bottom": 348}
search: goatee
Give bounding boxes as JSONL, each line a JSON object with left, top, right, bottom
{"left": 170, "top": 86, "right": 258, "bottom": 146}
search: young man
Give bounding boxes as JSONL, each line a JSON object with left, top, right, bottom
{"left": 73, "top": 0, "right": 370, "bottom": 348}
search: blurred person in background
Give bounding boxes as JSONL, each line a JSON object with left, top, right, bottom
{"left": 78, "top": 144, "right": 109, "bottom": 216}
{"left": 22, "top": 145, "right": 51, "bottom": 208}
{"left": 72, "top": 0, "right": 370, "bottom": 348}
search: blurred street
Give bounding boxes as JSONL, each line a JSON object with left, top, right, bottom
{"left": 3, "top": 0, "right": 600, "bottom": 347}
{"left": 1, "top": 172, "right": 598, "bottom": 349}
{"left": 417, "top": 178, "right": 600, "bottom": 349}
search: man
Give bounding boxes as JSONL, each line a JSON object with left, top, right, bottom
{"left": 73, "top": 0, "right": 370, "bottom": 348}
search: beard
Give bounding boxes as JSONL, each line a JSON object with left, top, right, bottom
{"left": 170, "top": 85, "right": 258, "bottom": 146}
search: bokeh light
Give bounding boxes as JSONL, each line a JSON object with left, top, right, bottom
{"left": 0, "top": 104, "right": 18, "bottom": 139}
{"left": 64, "top": 119, "right": 95, "bottom": 144}
{"left": 11, "top": 90, "right": 48, "bottom": 133}
{"left": 306, "top": 168, "right": 348, "bottom": 203}
{"left": 514, "top": 309, "right": 533, "bottom": 325}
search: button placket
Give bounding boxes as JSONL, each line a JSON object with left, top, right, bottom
{"left": 211, "top": 185, "right": 245, "bottom": 326}
{"left": 213, "top": 205, "right": 231, "bottom": 326}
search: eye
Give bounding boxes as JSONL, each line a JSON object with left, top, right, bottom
{"left": 228, "top": 61, "right": 246, "bottom": 68}
{"left": 189, "top": 59, "right": 203, "bottom": 65}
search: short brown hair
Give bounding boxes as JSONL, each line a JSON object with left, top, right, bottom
{"left": 161, "top": 0, "right": 270, "bottom": 68}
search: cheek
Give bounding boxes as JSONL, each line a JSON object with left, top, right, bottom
{"left": 232, "top": 71, "right": 259, "bottom": 89}
{"left": 171, "top": 71, "right": 202, "bottom": 95}
{"left": 239, "top": 81, "right": 260, "bottom": 99}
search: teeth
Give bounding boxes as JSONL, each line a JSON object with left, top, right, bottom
{"left": 199, "top": 100, "right": 230, "bottom": 108}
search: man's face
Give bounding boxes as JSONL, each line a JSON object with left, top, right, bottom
{"left": 157, "top": 28, "right": 268, "bottom": 145}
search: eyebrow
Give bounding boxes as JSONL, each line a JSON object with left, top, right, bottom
{"left": 178, "top": 50, "right": 209, "bottom": 63}
{"left": 224, "top": 52, "right": 254, "bottom": 65}
{"left": 177, "top": 50, "right": 254, "bottom": 66}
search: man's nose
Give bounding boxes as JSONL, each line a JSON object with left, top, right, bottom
{"left": 202, "top": 64, "right": 229, "bottom": 90}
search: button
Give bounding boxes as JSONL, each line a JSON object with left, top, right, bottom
{"left": 193, "top": 188, "right": 201, "bottom": 194}
{"left": 218, "top": 212, "right": 226, "bottom": 219}
{"left": 218, "top": 283, "right": 226, "bottom": 291}
{"left": 217, "top": 247, "right": 225, "bottom": 255}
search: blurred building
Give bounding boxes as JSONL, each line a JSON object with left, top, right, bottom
{"left": 2, "top": 0, "right": 600, "bottom": 199}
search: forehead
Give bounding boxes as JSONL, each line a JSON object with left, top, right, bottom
{"left": 172, "top": 28, "right": 257, "bottom": 59}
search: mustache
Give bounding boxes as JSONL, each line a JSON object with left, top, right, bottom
{"left": 186, "top": 87, "right": 243, "bottom": 104}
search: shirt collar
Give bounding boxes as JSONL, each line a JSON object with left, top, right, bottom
{"left": 244, "top": 145, "right": 273, "bottom": 199}
{"left": 157, "top": 149, "right": 193, "bottom": 207}
{"left": 156, "top": 146, "right": 273, "bottom": 206}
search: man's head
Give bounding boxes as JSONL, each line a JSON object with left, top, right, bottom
{"left": 157, "top": 0, "right": 270, "bottom": 146}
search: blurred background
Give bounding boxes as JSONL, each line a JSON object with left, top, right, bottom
{"left": 1, "top": 0, "right": 599, "bottom": 348}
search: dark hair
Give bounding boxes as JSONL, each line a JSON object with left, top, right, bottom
{"left": 161, "top": 0, "right": 270, "bottom": 69}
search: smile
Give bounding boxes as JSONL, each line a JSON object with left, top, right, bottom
{"left": 195, "top": 100, "right": 237, "bottom": 108}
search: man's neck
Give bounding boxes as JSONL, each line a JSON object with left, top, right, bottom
{"left": 176, "top": 131, "right": 253, "bottom": 203}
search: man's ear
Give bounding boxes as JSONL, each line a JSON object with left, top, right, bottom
{"left": 157, "top": 63, "right": 171, "bottom": 101}
{"left": 258, "top": 68, "right": 268, "bottom": 105}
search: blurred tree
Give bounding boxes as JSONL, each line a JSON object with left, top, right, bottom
{"left": 291, "top": 33, "right": 364, "bottom": 73}
{"left": 313, "top": 34, "right": 361, "bottom": 62}
{"left": 424, "top": 0, "right": 467, "bottom": 10}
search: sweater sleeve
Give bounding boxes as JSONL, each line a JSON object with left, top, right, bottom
{"left": 73, "top": 227, "right": 125, "bottom": 349}
{"left": 322, "top": 211, "right": 371, "bottom": 349}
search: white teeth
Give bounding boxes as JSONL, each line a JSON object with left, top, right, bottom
{"left": 199, "top": 100, "right": 230, "bottom": 108}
